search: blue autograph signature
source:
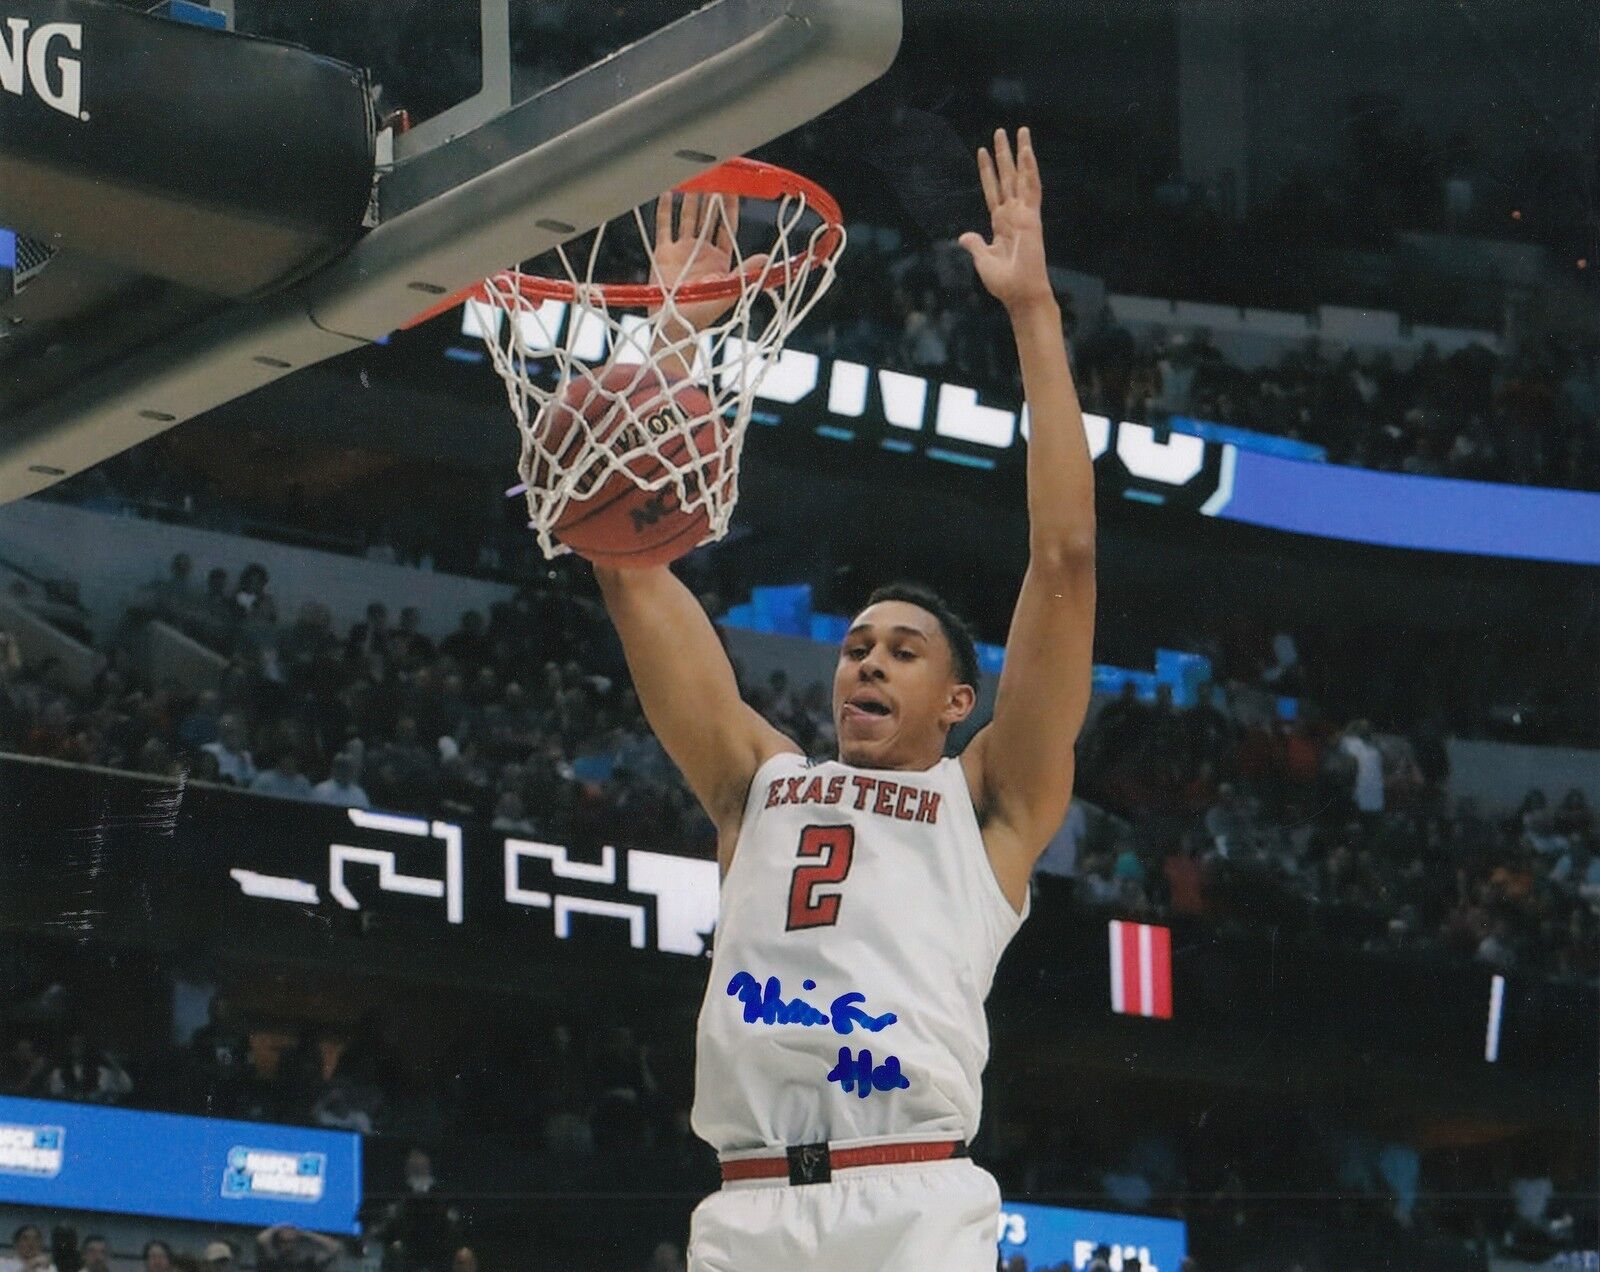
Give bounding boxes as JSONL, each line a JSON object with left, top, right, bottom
{"left": 827, "top": 1046, "right": 911, "bottom": 1098}
{"left": 726, "top": 972, "right": 898, "bottom": 1035}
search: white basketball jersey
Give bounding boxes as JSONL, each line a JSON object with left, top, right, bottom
{"left": 691, "top": 752, "right": 1030, "bottom": 1154}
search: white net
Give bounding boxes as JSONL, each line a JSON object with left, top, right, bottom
{"left": 466, "top": 168, "right": 843, "bottom": 562}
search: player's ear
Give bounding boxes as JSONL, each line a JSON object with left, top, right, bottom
{"left": 943, "top": 682, "right": 976, "bottom": 728}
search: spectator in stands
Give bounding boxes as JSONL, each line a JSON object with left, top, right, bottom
{"left": 78, "top": 1239, "right": 108, "bottom": 1272}
{"left": 371, "top": 1150, "right": 462, "bottom": 1272}
{"left": 490, "top": 789, "right": 535, "bottom": 833}
{"left": 199, "top": 565, "right": 227, "bottom": 601}
{"left": 314, "top": 752, "right": 370, "bottom": 809}
{"left": 368, "top": 717, "right": 437, "bottom": 811}
{"left": 178, "top": 689, "right": 223, "bottom": 751}
{"left": 1, "top": 1227, "right": 56, "bottom": 1272}
{"left": 1078, "top": 851, "right": 1121, "bottom": 906}
{"left": 130, "top": 552, "right": 195, "bottom": 629}
{"left": 1261, "top": 631, "right": 1304, "bottom": 694}
{"left": 250, "top": 750, "right": 315, "bottom": 801}
{"left": 200, "top": 1244, "right": 234, "bottom": 1272}
{"left": 1204, "top": 784, "right": 1253, "bottom": 859}
{"left": 233, "top": 564, "right": 271, "bottom": 616}
{"left": 1087, "top": 681, "right": 1148, "bottom": 770}
{"left": 900, "top": 293, "right": 950, "bottom": 372}
{"left": 645, "top": 1243, "right": 686, "bottom": 1272}
{"left": 188, "top": 992, "right": 250, "bottom": 1108}
{"left": 1112, "top": 835, "right": 1151, "bottom": 901}
{"left": 254, "top": 1230, "right": 340, "bottom": 1272}
{"left": 279, "top": 603, "right": 340, "bottom": 687}
{"left": 141, "top": 1243, "right": 172, "bottom": 1272}
{"left": 202, "top": 714, "right": 256, "bottom": 786}
{"left": 1, "top": 1037, "right": 49, "bottom": 1096}
{"left": 439, "top": 611, "right": 489, "bottom": 669}
{"left": 160, "top": 552, "right": 193, "bottom": 602}
{"left": 1339, "top": 719, "right": 1386, "bottom": 821}
{"left": 51, "top": 1234, "right": 82, "bottom": 1272}
{"left": 311, "top": 1069, "right": 381, "bottom": 1135}
{"left": 346, "top": 602, "right": 390, "bottom": 667}
{"left": 1551, "top": 835, "right": 1600, "bottom": 897}
{"left": 1555, "top": 788, "right": 1594, "bottom": 839}
{"left": 396, "top": 607, "right": 434, "bottom": 661}
{"left": 198, "top": 567, "right": 235, "bottom": 638}
{"left": 239, "top": 594, "right": 282, "bottom": 669}
{"left": 46, "top": 1032, "right": 133, "bottom": 1104}
{"left": 1476, "top": 916, "right": 1518, "bottom": 970}
{"left": 447, "top": 1253, "right": 475, "bottom": 1272}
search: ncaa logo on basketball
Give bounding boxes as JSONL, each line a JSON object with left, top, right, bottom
{"left": 0, "top": 17, "right": 85, "bottom": 120}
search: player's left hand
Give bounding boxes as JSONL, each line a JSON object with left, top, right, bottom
{"left": 651, "top": 191, "right": 768, "bottom": 335}
{"left": 960, "top": 127, "right": 1054, "bottom": 315}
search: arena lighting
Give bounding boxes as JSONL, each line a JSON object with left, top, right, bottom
{"left": 1485, "top": 973, "right": 1506, "bottom": 1062}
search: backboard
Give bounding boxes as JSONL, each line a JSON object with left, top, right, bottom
{"left": 0, "top": 0, "right": 901, "bottom": 503}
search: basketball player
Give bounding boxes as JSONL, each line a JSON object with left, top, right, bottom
{"left": 595, "top": 128, "right": 1095, "bottom": 1271}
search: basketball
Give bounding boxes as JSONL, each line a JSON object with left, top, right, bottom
{"left": 531, "top": 364, "right": 728, "bottom": 568}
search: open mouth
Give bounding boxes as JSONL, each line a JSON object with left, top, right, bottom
{"left": 845, "top": 698, "right": 891, "bottom": 719}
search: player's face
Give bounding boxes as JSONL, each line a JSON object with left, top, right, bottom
{"left": 834, "top": 601, "right": 970, "bottom": 768}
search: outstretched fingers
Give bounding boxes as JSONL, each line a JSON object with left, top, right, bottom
{"left": 993, "top": 128, "right": 1018, "bottom": 201}
{"left": 712, "top": 194, "right": 740, "bottom": 253}
{"left": 976, "top": 145, "right": 1000, "bottom": 218}
{"left": 655, "top": 194, "right": 673, "bottom": 248}
{"left": 1017, "top": 126, "right": 1041, "bottom": 205}
{"left": 979, "top": 128, "right": 1041, "bottom": 217}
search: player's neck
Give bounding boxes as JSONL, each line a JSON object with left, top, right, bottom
{"left": 835, "top": 750, "right": 946, "bottom": 774}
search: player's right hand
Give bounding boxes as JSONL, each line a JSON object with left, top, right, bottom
{"left": 651, "top": 191, "right": 768, "bottom": 335}
{"left": 959, "top": 127, "right": 1054, "bottom": 316}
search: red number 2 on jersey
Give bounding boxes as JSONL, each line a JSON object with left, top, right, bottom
{"left": 786, "top": 825, "right": 856, "bottom": 931}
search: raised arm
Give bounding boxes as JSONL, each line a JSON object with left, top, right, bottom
{"left": 958, "top": 128, "right": 1097, "bottom": 892}
{"left": 595, "top": 566, "right": 797, "bottom": 853}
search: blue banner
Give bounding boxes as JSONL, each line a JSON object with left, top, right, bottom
{"left": 1169, "top": 414, "right": 1326, "bottom": 462}
{"left": 1204, "top": 449, "right": 1600, "bottom": 566}
{"left": 998, "top": 1201, "right": 1188, "bottom": 1272}
{"left": 0, "top": 1096, "right": 361, "bottom": 1234}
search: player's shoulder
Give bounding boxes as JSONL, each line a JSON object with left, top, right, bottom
{"left": 712, "top": 732, "right": 802, "bottom": 822}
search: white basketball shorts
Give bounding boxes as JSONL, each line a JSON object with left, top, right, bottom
{"left": 687, "top": 1157, "right": 1002, "bottom": 1272}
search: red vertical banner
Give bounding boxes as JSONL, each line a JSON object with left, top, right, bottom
{"left": 1108, "top": 920, "right": 1173, "bottom": 1019}
{"left": 1149, "top": 922, "right": 1173, "bottom": 1019}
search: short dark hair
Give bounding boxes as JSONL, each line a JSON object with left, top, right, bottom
{"left": 864, "top": 582, "right": 980, "bottom": 693}
{"left": 143, "top": 1242, "right": 173, "bottom": 1261}
{"left": 13, "top": 1227, "right": 40, "bottom": 1245}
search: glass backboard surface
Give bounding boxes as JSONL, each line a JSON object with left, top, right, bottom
{"left": 224, "top": 0, "right": 716, "bottom": 128}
